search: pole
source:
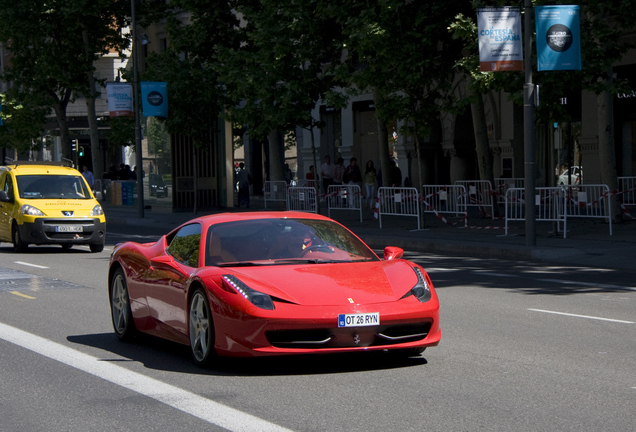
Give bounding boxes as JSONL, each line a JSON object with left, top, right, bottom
{"left": 523, "top": 0, "right": 535, "bottom": 246}
{"left": 131, "top": 0, "right": 145, "bottom": 218}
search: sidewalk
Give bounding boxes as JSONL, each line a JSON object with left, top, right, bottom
{"left": 103, "top": 196, "right": 636, "bottom": 271}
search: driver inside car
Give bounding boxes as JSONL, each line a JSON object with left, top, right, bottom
{"left": 268, "top": 226, "right": 311, "bottom": 259}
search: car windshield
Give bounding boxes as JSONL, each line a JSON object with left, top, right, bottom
{"left": 16, "top": 175, "right": 92, "bottom": 199}
{"left": 205, "top": 218, "right": 379, "bottom": 266}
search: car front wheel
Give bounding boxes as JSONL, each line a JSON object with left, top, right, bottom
{"left": 110, "top": 268, "right": 136, "bottom": 341}
{"left": 12, "top": 224, "right": 27, "bottom": 253}
{"left": 189, "top": 288, "right": 216, "bottom": 367}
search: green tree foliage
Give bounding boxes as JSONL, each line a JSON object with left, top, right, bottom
{"left": 0, "top": 0, "right": 130, "bottom": 161}
{"left": 143, "top": 0, "right": 241, "bottom": 147}
{"left": 324, "top": 1, "right": 471, "bottom": 186}
{"left": 219, "top": 0, "right": 349, "bottom": 181}
{"left": 0, "top": 93, "right": 48, "bottom": 154}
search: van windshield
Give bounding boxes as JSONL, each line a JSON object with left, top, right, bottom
{"left": 16, "top": 175, "right": 92, "bottom": 199}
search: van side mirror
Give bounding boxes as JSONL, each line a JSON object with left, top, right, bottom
{"left": 0, "top": 190, "right": 11, "bottom": 203}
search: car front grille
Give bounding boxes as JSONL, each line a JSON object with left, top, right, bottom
{"left": 40, "top": 219, "right": 99, "bottom": 240}
{"left": 266, "top": 322, "right": 431, "bottom": 349}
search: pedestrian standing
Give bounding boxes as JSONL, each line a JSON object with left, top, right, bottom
{"left": 363, "top": 160, "right": 378, "bottom": 210}
{"left": 332, "top": 157, "right": 345, "bottom": 185}
{"left": 344, "top": 157, "right": 362, "bottom": 207}
{"left": 235, "top": 162, "right": 252, "bottom": 208}
{"left": 82, "top": 165, "right": 94, "bottom": 189}
{"left": 320, "top": 155, "right": 333, "bottom": 197}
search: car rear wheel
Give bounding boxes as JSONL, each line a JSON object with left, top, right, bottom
{"left": 189, "top": 288, "right": 216, "bottom": 367}
{"left": 12, "top": 224, "right": 27, "bottom": 253}
{"left": 110, "top": 268, "right": 136, "bottom": 341}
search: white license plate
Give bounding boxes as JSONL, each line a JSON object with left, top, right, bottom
{"left": 56, "top": 225, "right": 83, "bottom": 232}
{"left": 338, "top": 312, "right": 380, "bottom": 328}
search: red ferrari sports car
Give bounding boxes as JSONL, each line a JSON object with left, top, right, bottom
{"left": 108, "top": 211, "right": 440, "bottom": 367}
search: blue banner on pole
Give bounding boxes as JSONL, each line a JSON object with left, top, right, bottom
{"left": 535, "top": 5, "right": 581, "bottom": 71}
{"left": 140, "top": 82, "right": 168, "bottom": 117}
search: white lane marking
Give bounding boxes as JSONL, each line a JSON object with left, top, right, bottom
{"left": 528, "top": 309, "right": 635, "bottom": 324}
{"left": 537, "top": 278, "right": 636, "bottom": 291}
{"left": 14, "top": 261, "right": 49, "bottom": 269}
{"left": 0, "top": 322, "right": 293, "bottom": 432}
{"left": 474, "top": 272, "right": 518, "bottom": 278}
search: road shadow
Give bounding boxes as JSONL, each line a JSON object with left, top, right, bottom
{"left": 402, "top": 251, "right": 635, "bottom": 296}
{"left": 67, "top": 332, "right": 429, "bottom": 377}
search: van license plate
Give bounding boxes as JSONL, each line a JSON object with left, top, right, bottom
{"left": 56, "top": 225, "right": 83, "bottom": 232}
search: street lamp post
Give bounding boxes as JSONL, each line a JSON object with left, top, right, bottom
{"left": 523, "top": 0, "right": 536, "bottom": 246}
{"left": 131, "top": 0, "right": 144, "bottom": 218}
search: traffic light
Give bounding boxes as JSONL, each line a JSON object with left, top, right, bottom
{"left": 79, "top": 146, "right": 84, "bottom": 157}
{"left": 71, "top": 140, "right": 77, "bottom": 152}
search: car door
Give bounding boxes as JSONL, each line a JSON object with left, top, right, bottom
{"left": 144, "top": 223, "right": 202, "bottom": 338}
{"left": 0, "top": 172, "right": 16, "bottom": 241}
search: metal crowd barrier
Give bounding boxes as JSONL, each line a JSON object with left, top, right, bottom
{"left": 327, "top": 184, "right": 362, "bottom": 222}
{"left": 562, "top": 184, "right": 612, "bottom": 236}
{"left": 494, "top": 178, "right": 524, "bottom": 204}
{"left": 618, "top": 176, "right": 636, "bottom": 207}
{"left": 505, "top": 184, "right": 612, "bottom": 238}
{"left": 505, "top": 187, "right": 566, "bottom": 237}
{"left": 377, "top": 187, "right": 420, "bottom": 230}
{"left": 263, "top": 181, "right": 288, "bottom": 209}
{"left": 93, "top": 179, "right": 103, "bottom": 201}
{"left": 454, "top": 180, "right": 495, "bottom": 219}
{"left": 286, "top": 186, "right": 318, "bottom": 213}
{"left": 421, "top": 185, "right": 467, "bottom": 224}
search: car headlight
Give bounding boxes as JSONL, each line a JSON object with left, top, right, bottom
{"left": 21, "top": 204, "right": 44, "bottom": 216}
{"left": 401, "top": 267, "right": 431, "bottom": 303}
{"left": 90, "top": 205, "right": 104, "bottom": 216}
{"left": 222, "top": 275, "right": 275, "bottom": 310}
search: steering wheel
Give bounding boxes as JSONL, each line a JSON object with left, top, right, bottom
{"left": 301, "top": 245, "right": 334, "bottom": 255}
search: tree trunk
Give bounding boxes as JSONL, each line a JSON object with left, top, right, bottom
{"left": 268, "top": 130, "right": 284, "bottom": 182}
{"left": 52, "top": 99, "right": 72, "bottom": 163}
{"left": 373, "top": 88, "right": 391, "bottom": 188}
{"left": 597, "top": 75, "right": 622, "bottom": 222}
{"left": 470, "top": 92, "right": 494, "bottom": 184}
{"left": 82, "top": 29, "right": 103, "bottom": 180}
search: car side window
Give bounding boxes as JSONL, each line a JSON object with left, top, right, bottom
{"left": 166, "top": 223, "right": 202, "bottom": 268}
{"left": 1, "top": 173, "right": 14, "bottom": 201}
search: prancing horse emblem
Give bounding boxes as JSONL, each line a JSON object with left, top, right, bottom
{"left": 353, "top": 334, "right": 360, "bottom": 345}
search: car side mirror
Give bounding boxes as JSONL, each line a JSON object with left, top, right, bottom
{"left": 383, "top": 246, "right": 404, "bottom": 260}
{"left": 0, "top": 190, "right": 11, "bottom": 203}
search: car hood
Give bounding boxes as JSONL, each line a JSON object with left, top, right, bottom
{"left": 224, "top": 260, "right": 419, "bottom": 306}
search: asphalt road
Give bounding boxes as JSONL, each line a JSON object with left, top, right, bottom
{"left": 0, "top": 229, "right": 635, "bottom": 432}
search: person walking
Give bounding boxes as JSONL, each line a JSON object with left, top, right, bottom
{"left": 235, "top": 162, "right": 252, "bottom": 208}
{"left": 363, "top": 160, "right": 378, "bottom": 210}
{"left": 82, "top": 165, "right": 94, "bottom": 189}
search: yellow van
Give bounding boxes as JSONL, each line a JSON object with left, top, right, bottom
{"left": 0, "top": 161, "right": 106, "bottom": 253}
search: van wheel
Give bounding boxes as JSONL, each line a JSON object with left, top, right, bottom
{"left": 12, "top": 224, "right": 28, "bottom": 253}
{"left": 90, "top": 241, "right": 104, "bottom": 253}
